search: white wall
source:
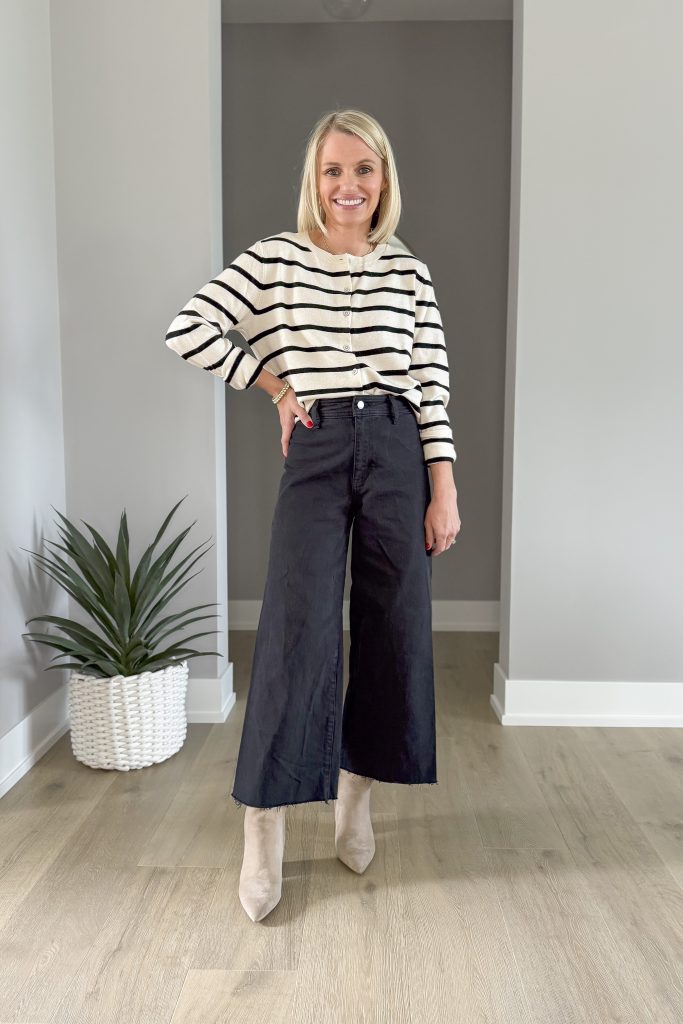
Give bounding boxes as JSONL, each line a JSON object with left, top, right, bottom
{"left": 1, "top": 0, "right": 234, "bottom": 797}
{"left": 496, "top": 0, "right": 683, "bottom": 724}
{"left": 49, "top": 0, "right": 231, "bottom": 706}
{"left": 0, "top": 1, "right": 68, "bottom": 751}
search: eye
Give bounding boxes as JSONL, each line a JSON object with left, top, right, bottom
{"left": 324, "top": 166, "right": 374, "bottom": 175}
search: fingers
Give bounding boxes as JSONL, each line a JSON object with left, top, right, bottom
{"left": 283, "top": 389, "right": 311, "bottom": 426}
{"left": 281, "top": 423, "right": 294, "bottom": 459}
{"left": 281, "top": 418, "right": 314, "bottom": 459}
{"left": 425, "top": 533, "right": 459, "bottom": 556}
{"left": 280, "top": 393, "right": 314, "bottom": 459}
{"left": 299, "top": 405, "right": 313, "bottom": 428}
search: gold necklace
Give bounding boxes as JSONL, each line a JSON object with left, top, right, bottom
{"left": 316, "top": 231, "right": 375, "bottom": 258}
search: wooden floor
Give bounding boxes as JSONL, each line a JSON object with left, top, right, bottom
{"left": 1, "top": 630, "right": 682, "bottom": 1023}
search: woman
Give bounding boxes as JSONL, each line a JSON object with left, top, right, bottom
{"left": 165, "top": 109, "right": 461, "bottom": 922}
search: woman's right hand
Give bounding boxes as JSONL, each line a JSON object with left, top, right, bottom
{"left": 277, "top": 387, "right": 313, "bottom": 458}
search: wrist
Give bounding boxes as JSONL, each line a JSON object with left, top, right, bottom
{"left": 428, "top": 460, "right": 456, "bottom": 495}
{"left": 255, "top": 369, "right": 288, "bottom": 401}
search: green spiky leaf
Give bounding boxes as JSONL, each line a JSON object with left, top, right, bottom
{"left": 22, "top": 497, "right": 223, "bottom": 679}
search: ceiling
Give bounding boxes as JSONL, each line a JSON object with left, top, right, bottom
{"left": 221, "top": 0, "right": 513, "bottom": 23}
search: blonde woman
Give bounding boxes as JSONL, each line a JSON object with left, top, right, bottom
{"left": 165, "top": 109, "right": 461, "bottom": 922}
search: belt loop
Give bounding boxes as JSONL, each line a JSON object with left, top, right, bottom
{"left": 389, "top": 396, "right": 397, "bottom": 424}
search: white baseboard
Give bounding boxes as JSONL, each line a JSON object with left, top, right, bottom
{"left": 185, "top": 660, "right": 236, "bottom": 723}
{"left": 6, "top": 617, "right": 680, "bottom": 802}
{"left": 0, "top": 664, "right": 239, "bottom": 800}
{"left": 491, "top": 661, "right": 683, "bottom": 726}
{"left": 0, "top": 684, "right": 70, "bottom": 800}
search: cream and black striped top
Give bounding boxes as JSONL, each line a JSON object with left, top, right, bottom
{"left": 165, "top": 229, "right": 456, "bottom": 465}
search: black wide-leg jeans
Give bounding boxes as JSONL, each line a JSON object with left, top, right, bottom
{"left": 230, "top": 393, "right": 437, "bottom": 810}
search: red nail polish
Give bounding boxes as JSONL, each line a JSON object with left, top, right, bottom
{"left": 307, "top": 420, "right": 313, "bottom": 427}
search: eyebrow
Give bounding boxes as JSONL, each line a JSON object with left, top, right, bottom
{"left": 322, "top": 159, "right": 377, "bottom": 166}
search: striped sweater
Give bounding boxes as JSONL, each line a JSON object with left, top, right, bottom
{"left": 165, "top": 229, "right": 456, "bottom": 465}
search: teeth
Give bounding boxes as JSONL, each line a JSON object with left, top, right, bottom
{"left": 334, "top": 198, "right": 365, "bottom": 206}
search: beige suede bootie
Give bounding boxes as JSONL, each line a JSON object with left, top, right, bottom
{"left": 334, "top": 768, "right": 375, "bottom": 873}
{"left": 238, "top": 805, "right": 286, "bottom": 922}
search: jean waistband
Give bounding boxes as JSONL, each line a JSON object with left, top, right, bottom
{"left": 309, "top": 394, "right": 415, "bottom": 425}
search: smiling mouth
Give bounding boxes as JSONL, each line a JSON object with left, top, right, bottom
{"left": 333, "top": 198, "right": 366, "bottom": 207}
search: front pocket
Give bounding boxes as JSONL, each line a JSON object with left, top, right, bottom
{"left": 393, "top": 414, "right": 423, "bottom": 454}
{"left": 284, "top": 419, "right": 316, "bottom": 468}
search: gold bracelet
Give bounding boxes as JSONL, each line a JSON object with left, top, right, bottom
{"left": 272, "top": 381, "right": 291, "bottom": 405}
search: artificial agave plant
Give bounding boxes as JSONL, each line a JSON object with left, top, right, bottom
{"left": 22, "top": 496, "right": 221, "bottom": 679}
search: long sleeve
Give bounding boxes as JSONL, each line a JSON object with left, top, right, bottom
{"left": 410, "top": 263, "right": 457, "bottom": 465}
{"left": 165, "top": 240, "right": 264, "bottom": 390}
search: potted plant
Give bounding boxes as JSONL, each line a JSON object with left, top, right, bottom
{"left": 21, "top": 496, "right": 221, "bottom": 771}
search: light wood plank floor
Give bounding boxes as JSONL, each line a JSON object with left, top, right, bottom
{"left": 1, "top": 631, "right": 681, "bottom": 1023}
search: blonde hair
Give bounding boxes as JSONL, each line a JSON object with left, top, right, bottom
{"left": 297, "top": 109, "right": 402, "bottom": 246}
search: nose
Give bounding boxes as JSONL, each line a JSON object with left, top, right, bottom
{"left": 337, "top": 174, "right": 362, "bottom": 190}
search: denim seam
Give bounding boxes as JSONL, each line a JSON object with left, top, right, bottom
{"left": 323, "top": 631, "right": 341, "bottom": 797}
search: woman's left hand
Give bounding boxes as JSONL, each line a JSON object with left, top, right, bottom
{"left": 425, "top": 490, "right": 461, "bottom": 556}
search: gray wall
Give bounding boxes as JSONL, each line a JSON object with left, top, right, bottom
{"left": 221, "top": 21, "right": 512, "bottom": 604}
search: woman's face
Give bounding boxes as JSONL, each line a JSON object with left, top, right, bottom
{"left": 316, "top": 130, "right": 387, "bottom": 233}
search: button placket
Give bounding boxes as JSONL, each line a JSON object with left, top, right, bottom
{"left": 350, "top": 260, "right": 359, "bottom": 378}
{"left": 344, "top": 262, "right": 353, "bottom": 358}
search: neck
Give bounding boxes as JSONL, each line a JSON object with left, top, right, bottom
{"left": 312, "top": 225, "right": 374, "bottom": 257}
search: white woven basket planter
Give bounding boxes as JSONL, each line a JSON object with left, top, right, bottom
{"left": 68, "top": 660, "right": 189, "bottom": 770}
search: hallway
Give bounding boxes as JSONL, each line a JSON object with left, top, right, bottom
{"left": 0, "top": 630, "right": 681, "bottom": 1023}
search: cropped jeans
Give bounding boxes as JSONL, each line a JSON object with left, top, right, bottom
{"left": 230, "top": 393, "right": 437, "bottom": 810}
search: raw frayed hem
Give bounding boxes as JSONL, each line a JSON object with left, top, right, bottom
{"left": 229, "top": 776, "right": 438, "bottom": 811}
{"left": 230, "top": 792, "right": 339, "bottom": 812}
{"left": 230, "top": 794, "right": 287, "bottom": 811}
{"left": 340, "top": 769, "right": 439, "bottom": 790}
